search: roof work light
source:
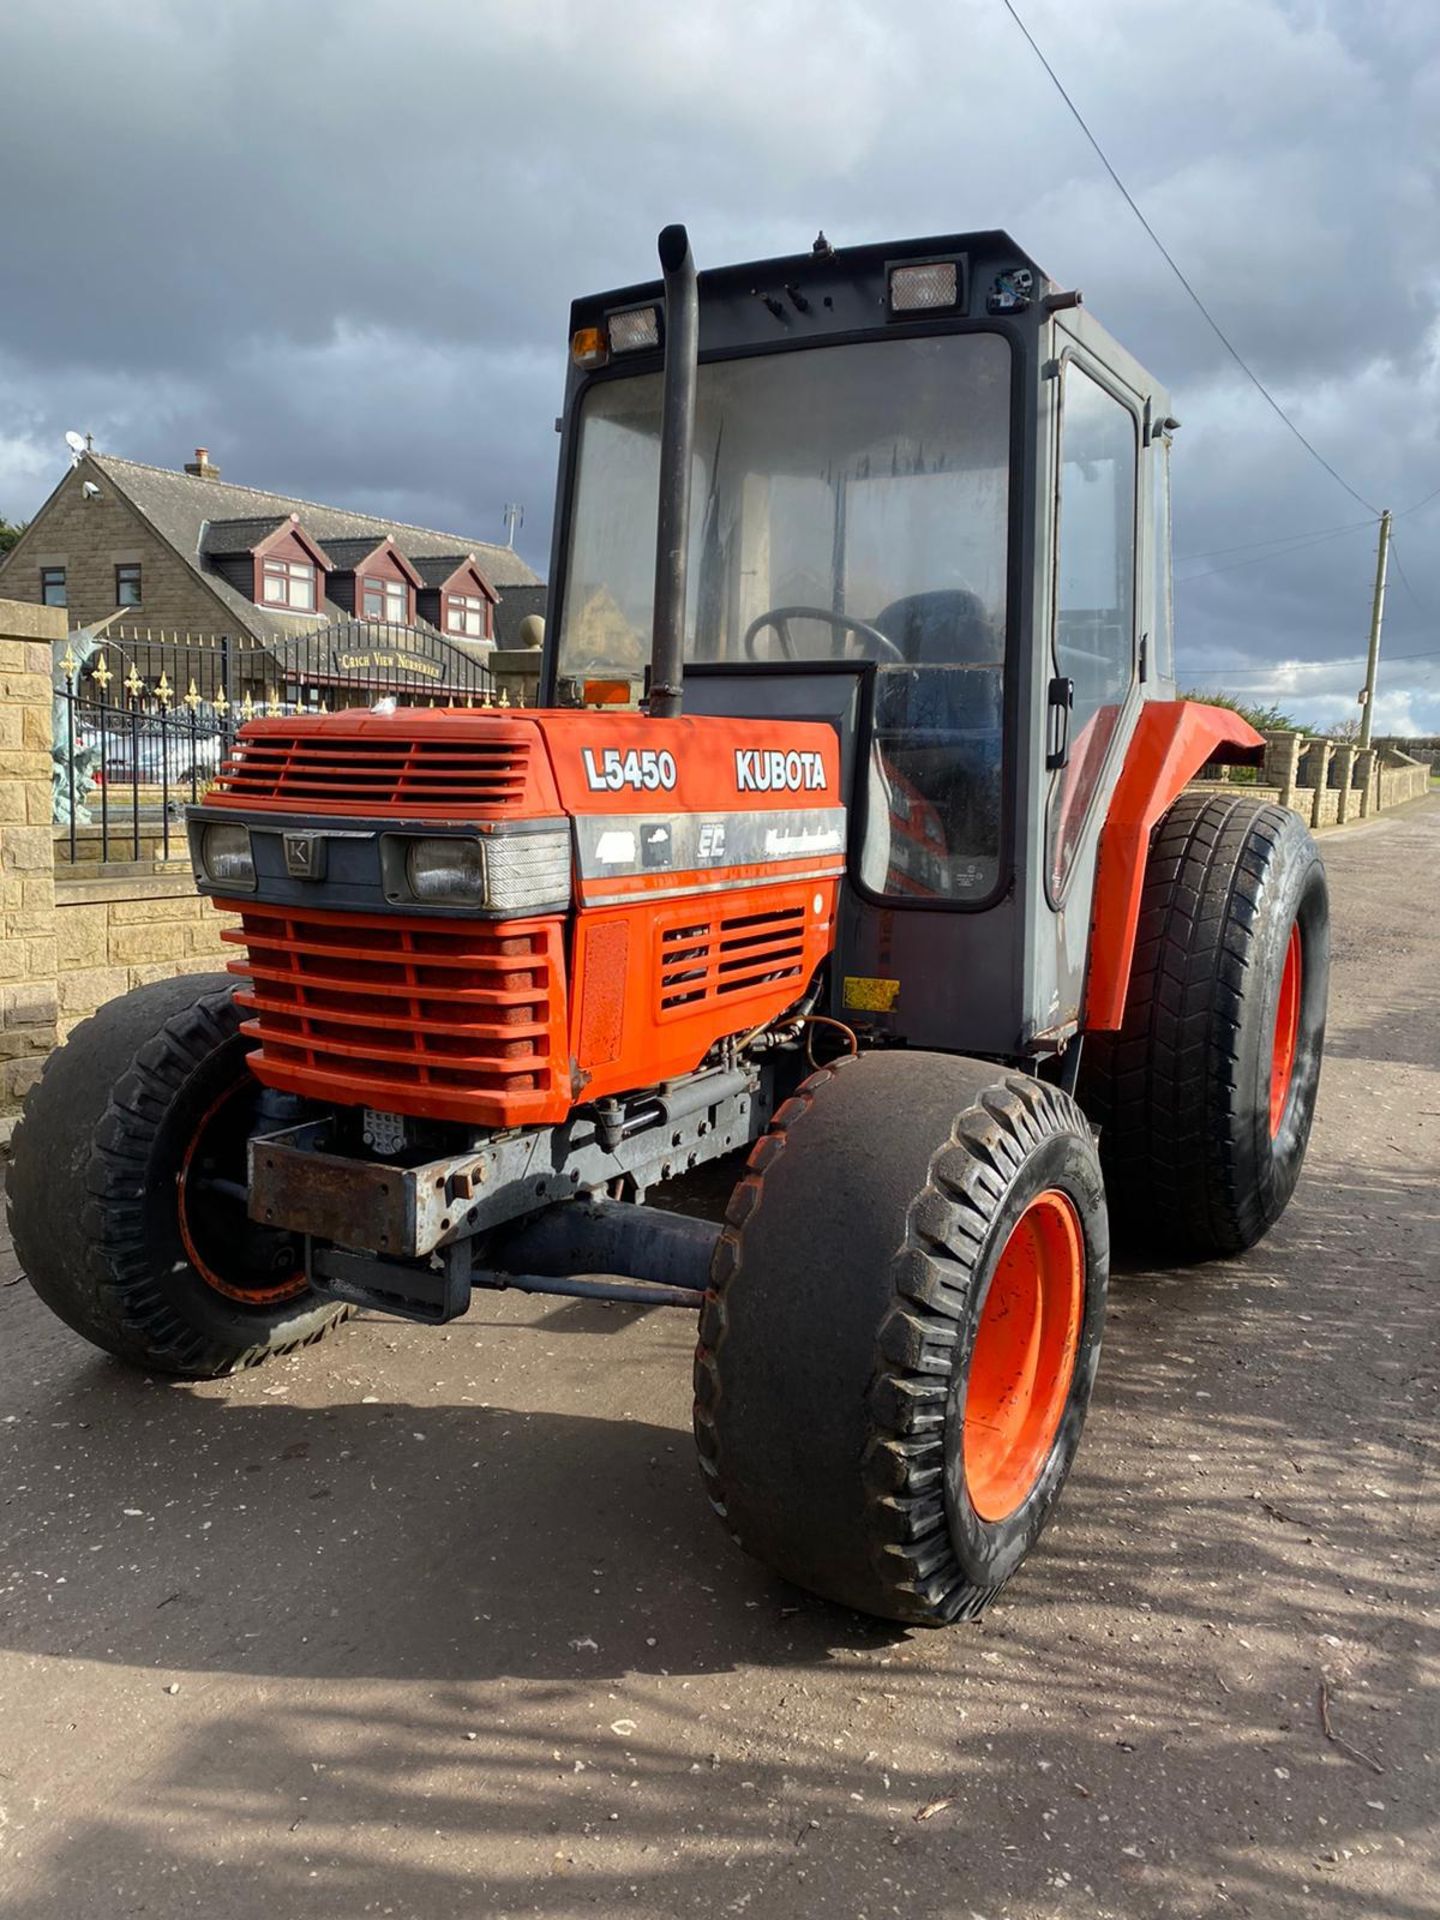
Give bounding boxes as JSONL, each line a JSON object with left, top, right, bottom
{"left": 888, "top": 260, "right": 960, "bottom": 312}
{"left": 608, "top": 306, "right": 661, "bottom": 353}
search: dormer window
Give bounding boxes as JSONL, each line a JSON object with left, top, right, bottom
{"left": 262, "top": 556, "right": 317, "bottom": 610}
{"left": 415, "top": 555, "right": 499, "bottom": 639}
{"left": 363, "top": 574, "right": 409, "bottom": 623}
{"left": 204, "top": 513, "right": 330, "bottom": 619}
{"left": 446, "top": 592, "right": 487, "bottom": 638}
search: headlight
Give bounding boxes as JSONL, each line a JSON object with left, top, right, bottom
{"left": 406, "top": 838, "right": 486, "bottom": 905}
{"left": 399, "top": 829, "right": 572, "bottom": 912}
{"left": 201, "top": 822, "right": 255, "bottom": 889}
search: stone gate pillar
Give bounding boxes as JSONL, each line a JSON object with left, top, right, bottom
{"left": 1354, "top": 748, "right": 1377, "bottom": 819}
{"left": 1305, "top": 741, "right": 1334, "bottom": 828}
{"left": 1264, "top": 730, "right": 1303, "bottom": 812}
{"left": 1333, "top": 744, "right": 1358, "bottom": 824}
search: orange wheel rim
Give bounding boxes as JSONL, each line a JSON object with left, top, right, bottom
{"left": 177, "top": 1079, "right": 308, "bottom": 1306}
{"left": 1269, "top": 924, "right": 1303, "bottom": 1139}
{"left": 963, "top": 1189, "right": 1084, "bottom": 1523}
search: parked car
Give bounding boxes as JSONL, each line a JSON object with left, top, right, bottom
{"left": 85, "top": 717, "right": 228, "bottom": 787}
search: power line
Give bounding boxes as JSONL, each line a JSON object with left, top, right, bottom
{"left": 1396, "top": 482, "right": 1440, "bottom": 520}
{"left": 1386, "top": 536, "right": 1434, "bottom": 623}
{"left": 1182, "top": 644, "right": 1440, "bottom": 680}
{"left": 1176, "top": 515, "right": 1378, "bottom": 564}
{"left": 1176, "top": 518, "right": 1378, "bottom": 584}
{"left": 1188, "top": 660, "right": 1362, "bottom": 680}
{"left": 1371, "top": 645, "right": 1440, "bottom": 665}
{"left": 1180, "top": 526, "right": 1440, "bottom": 685}
{"left": 999, "top": 0, "right": 1380, "bottom": 516}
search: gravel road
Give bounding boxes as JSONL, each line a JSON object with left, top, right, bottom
{"left": 1, "top": 798, "right": 1436, "bottom": 1920}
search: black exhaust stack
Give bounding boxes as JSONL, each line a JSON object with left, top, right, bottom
{"left": 649, "top": 223, "right": 699, "bottom": 719}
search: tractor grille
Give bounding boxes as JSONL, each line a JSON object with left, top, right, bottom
{"left": 209, "top": 730, "right": 533, "bottom": 816}
{"left": 659, "top": 902, "right": 808, "bottom": 1013}
{"left": 224, "top": 902, "right": 564, "bottom": 1126}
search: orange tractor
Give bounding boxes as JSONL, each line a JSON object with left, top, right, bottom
{"left": 10, "top": 228, "right": 1327, "bottom": 1625}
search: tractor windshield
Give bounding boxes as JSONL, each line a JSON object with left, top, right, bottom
{"left": 557, "top": 331, "right": 1013, "bottom": 901}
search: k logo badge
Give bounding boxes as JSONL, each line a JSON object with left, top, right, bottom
{"left": 283, "top": 832, "right": 326, "bottom": 880}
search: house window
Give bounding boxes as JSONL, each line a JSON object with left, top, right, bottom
{"left": 262, "top": 557, "right": 317, "bottom": 611}
{"left": 40, "top": 566, "right": 66, "bottom": 607}
{"left": 115, "top": 563, "right": 142, "bottom": 607}
{"left": 446, "top": 592, "right": 486, "bottom": 638}
{"left": 362, "top": 575, "right": 408, "bottom": 623}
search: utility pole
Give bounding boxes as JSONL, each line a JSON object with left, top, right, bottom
{"left": 1358, "top": 509, "right": 1392, "bottom": 750}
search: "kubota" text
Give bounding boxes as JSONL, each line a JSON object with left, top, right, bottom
{"left": 735, "top": 748, "right": 828, "bottom": 793}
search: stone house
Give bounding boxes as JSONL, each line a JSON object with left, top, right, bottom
{"left": 0, "top": 447, "right": 543, "bottom": 655}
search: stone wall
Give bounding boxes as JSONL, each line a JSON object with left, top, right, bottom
{"left": 1, "top": 596, "right": 227, "bottom": 1139}
{"left": 54, "top": 870, "right": 228, "bottom": 1043}
{"left": 1374, "top": 745, "right": 1431, "bottom": 812}
{"left": 1190, "top": 730, "right": 1430, "bottom": 827}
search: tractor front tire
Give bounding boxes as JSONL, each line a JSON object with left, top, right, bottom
{"left": 7, "top": 975, "right": 348, "bottom": 1378}
{"left": 1080, "top": 792, "right": 1329, "bottom": 1261}
{"left": 694, "top": 1053, "right": 1109, "bottom": 1626}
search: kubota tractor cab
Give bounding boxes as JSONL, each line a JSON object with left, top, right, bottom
{"left": 10, "top": 227, "right": 1328, "bottom": 1626}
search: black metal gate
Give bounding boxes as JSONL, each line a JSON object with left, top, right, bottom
{"left": 54, "top": 620, "right": 502, "bottom": 863}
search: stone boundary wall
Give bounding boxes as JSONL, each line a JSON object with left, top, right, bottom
{"left": 1189, "top": 729, "right": 1431, "bottom": 828}
{"left": 54, "top": 869, "right": 229, "bottom": 1044}
{"left": 1, "top": 597, "right": 227, "bottom": 1138}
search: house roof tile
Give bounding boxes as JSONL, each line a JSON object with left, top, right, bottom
{"left": 321, "top": 536, "right": 401, "bottom": 571}
{"left": 410, "top": 552, "right": 485, "bottom": 588}
{"left": 90, "top": 453, "right": 541, "bottom": 587}
{"left": 200, "top": 515, "right": 292, "bottom": 555}
{"left": 88, "top": 454, "right": 542, "bottom": 638}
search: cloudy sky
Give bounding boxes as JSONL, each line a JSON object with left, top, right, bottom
{"left": 2, "top": 0, "right": 1437, "bottom": 730}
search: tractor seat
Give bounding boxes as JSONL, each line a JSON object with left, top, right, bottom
{"left": 873, "top": 589, "right": 1003, "bottom": 665}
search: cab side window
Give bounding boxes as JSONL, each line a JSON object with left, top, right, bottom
{"left": 1048, "top": 361, "right": 1137, "bottom": 893}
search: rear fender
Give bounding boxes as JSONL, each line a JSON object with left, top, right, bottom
{"left": 1083, "top": 701, "right": 1264, "bottom": 1032}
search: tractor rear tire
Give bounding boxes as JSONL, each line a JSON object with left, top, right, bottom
{"left": 1080, "top": 791, "right": 1328, "bottom": 1260}
{"left": 7, "top": 974, "right": 348, "bottom": 1378}
{"left": 693, "top": 1053, "right": 1108, "bottom": 1626}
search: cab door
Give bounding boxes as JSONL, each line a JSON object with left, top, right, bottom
{"left": 1040, "top": 344, "right": 1146, "bottom": 1038}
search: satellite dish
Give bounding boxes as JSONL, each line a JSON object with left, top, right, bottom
{"left": 65, "top": 430, "right": 86, "bottom": 453}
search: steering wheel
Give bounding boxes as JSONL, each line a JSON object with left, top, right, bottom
{"left": 743, "top": 606, "right": 905, "bottom": 664}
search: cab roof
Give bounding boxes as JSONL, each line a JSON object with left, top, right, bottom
{"left": 568, "top": 230, "right": 1055, "bottom": 350}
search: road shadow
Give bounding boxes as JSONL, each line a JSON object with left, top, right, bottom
{"left": 0, "top": 1142, "right": 1435, "bottom": 1917}
{"left": 1, "top": 1670, "right": 1435, "bottom": 1920}
{"left": 5, "top": 1147, "right": 1429, "bottom": 1687}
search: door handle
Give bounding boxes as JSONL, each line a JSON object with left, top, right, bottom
{"left": 1046, "top": 676, "right": 1075, "bottom": 770}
